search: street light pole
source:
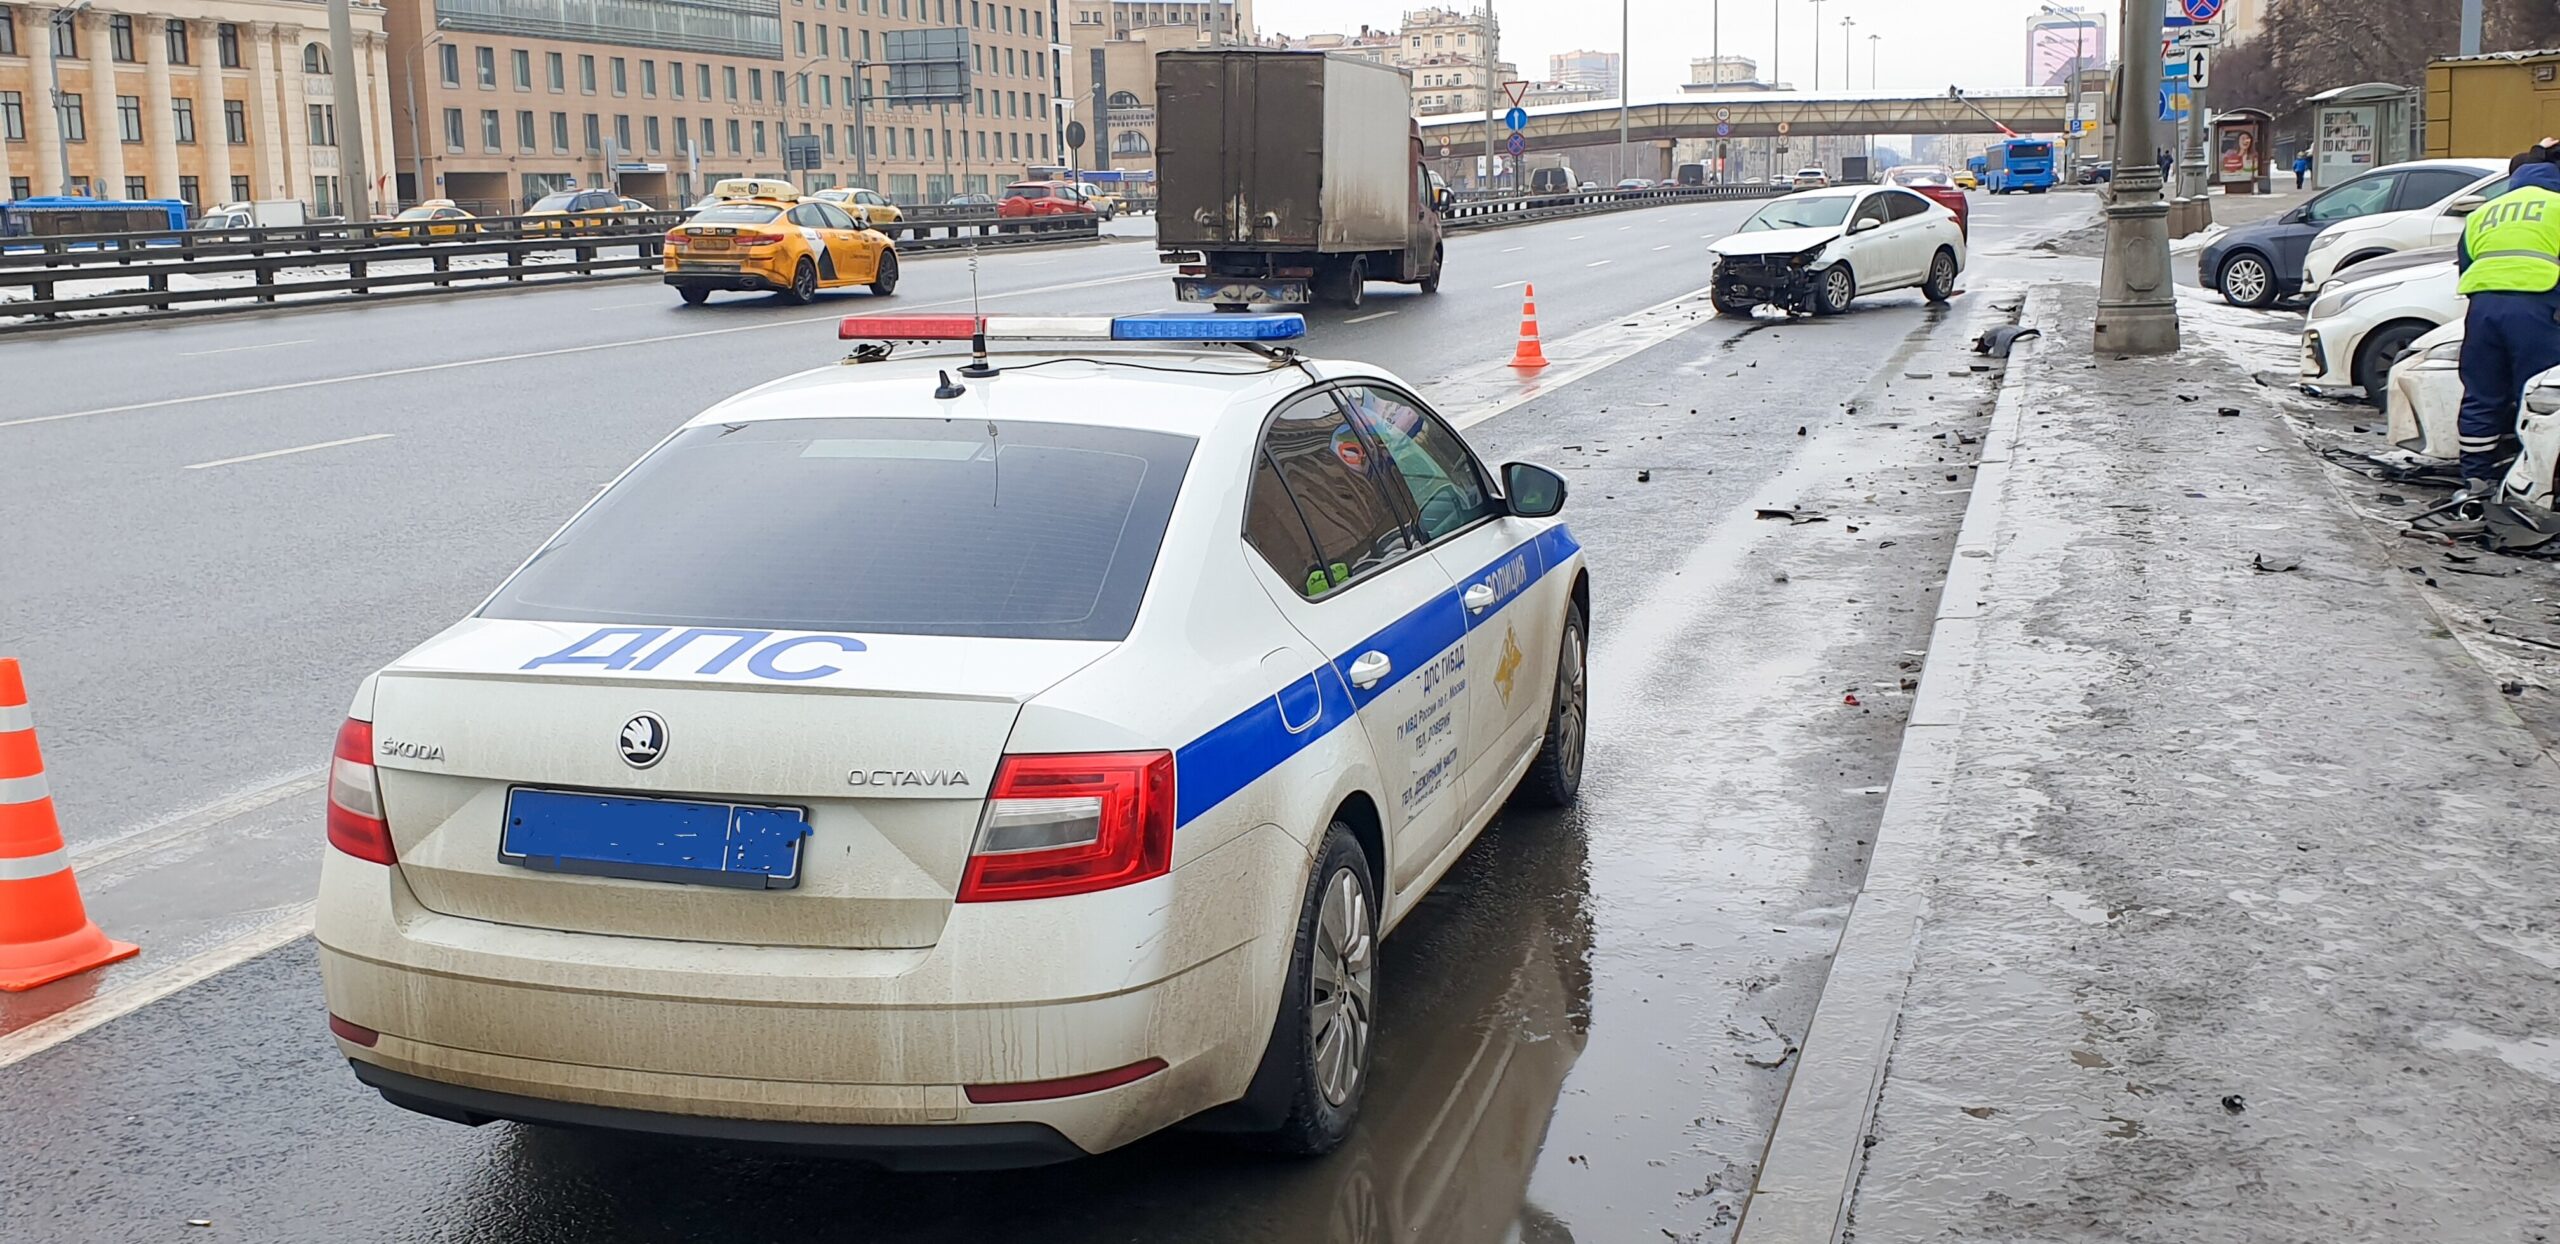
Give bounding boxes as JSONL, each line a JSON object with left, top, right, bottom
{"left": 1483, "top": 1, "right": 1497, "bottom": 192}
{"left": 2094, "top": 0, "right": 2179, "bottom": 355}
{"left": 327, "top": 0, "right": 372, "bottom": 219}
{"left": 402, "top": 30, "right": 446, "bottom": 207}
{"left": 1808, "top": 0, "right": 1825, "bottom": 91}
{"left": 1617, "top": 0, "right": 1629, "bottom": 183}
{"left": 45, "top": 3, "right": 90, "bottom": 196}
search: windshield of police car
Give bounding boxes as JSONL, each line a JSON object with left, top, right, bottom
{"left": 480, "top": 418, "right": 1196, "bottom": 640}
{"left": 1742, "top": 197, "right": 1855, "bottom": 231}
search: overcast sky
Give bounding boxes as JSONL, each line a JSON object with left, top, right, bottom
{"left": 1255, "top": 0, "right": 2116, "bottom": 98}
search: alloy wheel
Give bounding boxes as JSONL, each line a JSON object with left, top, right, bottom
{"left": 1308, "top": 867, "right": 1375, "bottom": 1108}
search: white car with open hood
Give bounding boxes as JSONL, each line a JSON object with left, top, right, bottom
{"left": 314, "top": 311, "right": 1591, "bottom": 1169}
{"left": 1707, "top": 185, "right": 1965, "bottom": 317}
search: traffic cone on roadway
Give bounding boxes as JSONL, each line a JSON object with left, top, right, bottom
{"left": 1509, "top": 284, "right": 1550, "bottom": 370}
{"left": 0, "top": 658, "right": 138, "bottom": 992}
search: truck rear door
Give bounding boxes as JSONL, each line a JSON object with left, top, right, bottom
{"left": 1160, "top": 53, "right": 1321, "bottom": 247}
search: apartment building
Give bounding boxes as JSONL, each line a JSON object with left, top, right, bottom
{"left": 0, "top": 0, "right": 396, "bottom": 214}
{"left": 1394, "top": 7, "right": 1509, "bottom": 119}
{"left": 386, "top": 0, "right": 1062, "bottom": 210}
{"left": 1060, "top": 0, "right": 1252, "bottom": 180}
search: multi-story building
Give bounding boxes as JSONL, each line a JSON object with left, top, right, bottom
{"left": 1547, "top": 47, "right": 1616, "bottom": 96}
{"left": 1394, "top": 7, "right": 1508, "bottom": 118}
{"left": 0, "top": 0, "right": 396, "bottom": 214}
{"left": 1060, "top": 0, "right": 1253, "bottom": 181}
{"left": 1520, "top": 80, "right": 1602, "bottom": 107}
{"left": 2023, "top": 9, "right": 2105, "bottom": 89}
{"left": 1261, "top": 24, "right": 1395, "bottom": 66}
{"left": 1688, "top": 54, "right": 1756, "bottom": 88}
{"left": 386, "top": 0, "right": 1063, "bottom": 211}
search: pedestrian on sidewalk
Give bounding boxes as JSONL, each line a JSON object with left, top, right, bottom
{"left": 2452, "top": 157, "right": 2560, "bottom": 495}
{"left": 2292, "top": 152, "right": 2310, "bottom": 188}
{"left": 2159, "top": 148, "right": 2174, "bottom": 180}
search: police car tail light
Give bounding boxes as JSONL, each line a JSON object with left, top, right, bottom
{"left": 326, "top": 717, "right": 396, "bottom": 866}
{"left": 958, "top": 751, "right": 1173, "bottom": 902}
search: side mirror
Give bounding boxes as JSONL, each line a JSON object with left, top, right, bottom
{"left": 1503, "top": 462, "right": 1568, "bottom": 517}
{"left": 2449, "top": 194, "right": 2488, "bottom": 217}
{"left": 853, "top": 206, "right": 873, "bottom": 226}
{"left": 1850, "top": 216, "right": 1882, "bottom": 234}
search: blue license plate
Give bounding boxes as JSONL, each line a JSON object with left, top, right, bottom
{"left": 500, "top": 788, "right": 812, "bottom": 890}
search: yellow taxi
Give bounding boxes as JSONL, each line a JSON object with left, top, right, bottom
{"left": 1952, "top": 168, "right": 1981, "bottom": 191}
{"left": 383, "top": 199, "right": 476, "bottom": 238}
{"left": 662, "top": 178, "right": 900, "bottom": 305}
{"left": 811, "top": 186, "right": 905, "bottom": 233}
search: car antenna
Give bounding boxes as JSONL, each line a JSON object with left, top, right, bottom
{"left": 955, "top": 126, "right": 999, "bottom": 380}
{"left": 934, "top": 369, "right": 967, "bottom": 399}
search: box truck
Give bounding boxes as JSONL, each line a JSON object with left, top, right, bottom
{"left": 1156, "top": 49, "right": 1448, "bottom": 309}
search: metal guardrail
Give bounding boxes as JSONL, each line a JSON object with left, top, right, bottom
{"left": 0, "top": 210, "right": 1100, "bottom": 325}
{"left": 1441, "top": 182, "right": 1788, "bottom": 232}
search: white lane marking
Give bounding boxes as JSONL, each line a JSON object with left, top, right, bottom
{"left": 0, "top": 903, "right": 314, "bottom": 1072}
{"left": 1653, "top": 244, "right": 1674, "bottom": 251}
{"left": 1435, "top": 282, "right": 1718, "bottom": 432}
{"left": 1567, "top": 234, "right": 1586, "bottom": 240}
{"left": 177, "top": 339, "right": 314, "bottom": 357}
{"left": 1586, "top": 259, "right": 1614, "bottom": 268}
{"left": 182, "top": 433, "right": 394, "bottom": 470}
{"left": 1501, "top": 246, "right": 1524, "bottom": 253}
{"left": 1344, "top": 310, "right": 1398, "bottom": 324}
{"left": 1491, "top": 279, "right": 1528, "bottom": 290}
{"left": 73, "top": 770, "right": 327, "bottom": 872}
{"left": 3, "top": 270, "right": 1163, "bottom": 430}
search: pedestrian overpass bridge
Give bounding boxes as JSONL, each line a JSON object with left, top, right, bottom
{"left": 1418, "top": 88, "right": 2072, "bottom": 155}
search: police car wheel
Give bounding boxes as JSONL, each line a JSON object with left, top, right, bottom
{"left": 1240, "top": 823, "right": 1375, "bottom": 1157}
{"left": 784, "top": 259, "right": 819, "bottom": 305}
{"left": 1518, "top": 601, "right": 1587, "bottom": 808}
{"left": 677, "top": 286, "right": 709, "bottom": 306}
{"left": 870, "top": 252, "right": 899, "bottom": 297}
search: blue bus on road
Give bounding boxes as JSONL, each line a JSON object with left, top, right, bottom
{"left": 0, "top": 196, "right": 189, "bottom": 239}
{"left": 1983, "top": 138, "right": 2057, "bottom": 195}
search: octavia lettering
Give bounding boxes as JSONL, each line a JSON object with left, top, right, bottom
{"left": 848, "top": 769, "right": 972, "bottom": 788}
{"left": 522, "top": 626, "right": 869, "bottom": 681}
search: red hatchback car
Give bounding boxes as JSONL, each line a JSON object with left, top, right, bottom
{"left": 1887, "top": 166, "right": 1969, "bottom": 237}
{"left": 997, "top": 181, "right": 1098, "bottom": 218}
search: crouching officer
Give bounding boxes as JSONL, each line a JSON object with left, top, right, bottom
{"left": 2455, "top": 160, "right": 2560, "bottom": 493}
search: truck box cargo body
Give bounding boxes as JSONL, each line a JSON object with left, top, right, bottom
{"left": 1156, "top": 49, "right": 1446, "bottom": 308}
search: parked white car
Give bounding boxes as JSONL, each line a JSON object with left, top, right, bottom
{"left": 2300, "top": 251, "right": 2463, "bottom": 405}
{"left": 2301, "top": 159, "right": 2505, "bottom": 288}
{"left": 1707, "top": 185, "right": 1966, "bottom": 316}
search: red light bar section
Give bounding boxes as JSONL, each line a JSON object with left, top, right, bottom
{"left": 839, "top": 314, "right": 982, "bottom": 341}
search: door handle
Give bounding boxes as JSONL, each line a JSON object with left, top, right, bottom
{"left": 1462, "top": 583, "right": 1499, "bottom": 614}
{"left": 1347, "top": 651, "right": 1392, "bottom": 689}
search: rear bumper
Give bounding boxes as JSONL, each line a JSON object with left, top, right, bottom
{"left": 350, "top": 1062, "right": 1086, "bottom": 1170}
{"left": 315, "top": 822, "right": 1305, "bottom": 1157}
{"left": 1174, "top": 275, "right": 1313, "bottom": 305}
{"left": 663, "top": 263, "right": 786, "bottom": 293}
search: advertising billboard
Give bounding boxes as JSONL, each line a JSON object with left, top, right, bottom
{"left": 2027, "top": 16, "right": 2107, "bottom": 88}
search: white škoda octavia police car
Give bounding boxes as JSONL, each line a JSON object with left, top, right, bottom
{"left": 317, "top": 312, "right": 1588, "bottom": 1167}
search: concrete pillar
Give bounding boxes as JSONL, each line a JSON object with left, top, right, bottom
{"left": 83, "top": 9, "right": 128, "bottom": 197}
{"left": 141, "top": 12, "right": 181, "bottom": 201}
{"left": 278, "top": 24, "right": 312, "bottom": 204}
{"left": 26, "top": 7, "right": 65, "bottom": 195}
{"left": 194, "top": 19, "right": 233, "bottom": 203}
{"left": 245, "top": 23, "right": 285, "bottom": 196}
{"left": 364, "top": 33, "right": 396, "bottom": 208}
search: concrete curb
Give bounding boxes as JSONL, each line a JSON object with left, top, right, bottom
{"left": 1730, "top": 288, "right": 2054, "bottom": 1244}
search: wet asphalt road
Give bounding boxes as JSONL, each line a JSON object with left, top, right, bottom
{"left": 0, "top": 193, "right": 2094, "bottom": 1242}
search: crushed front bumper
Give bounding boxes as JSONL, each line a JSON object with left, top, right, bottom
{"left": 1714, "top": 257, "right": 1819, "bottom": 310}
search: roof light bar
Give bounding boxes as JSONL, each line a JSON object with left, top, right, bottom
{"left": 837, "top": 312, "right": 1306, "bottom": 344}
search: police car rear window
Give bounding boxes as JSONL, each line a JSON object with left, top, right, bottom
{"left": 480, "top": 417, "right": 1196, "bottom": 641}
{"left": 692, "top": 204, "right": 782, "bottom": 224}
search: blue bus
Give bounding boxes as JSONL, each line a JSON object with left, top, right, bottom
{"left": 0, "top": 196, "right": 190, "bottom": 239}
{"left": 1983, "top": 138, "right": 2057, "bottom": 195}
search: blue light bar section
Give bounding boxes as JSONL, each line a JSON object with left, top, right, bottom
{"left": 1109, "top": 312, "right": 1307, "bottom": 342}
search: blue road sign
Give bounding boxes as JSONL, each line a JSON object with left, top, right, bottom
{"left": 1505, "top": 106, "right": 1528, "bottom": 131}
{"left": 2181, "top": 0, "right": 2224, "bottom": 20}
{"left": 1716, "top": 121, "right": 1732, "bottom": 137}
{"left": 1507, "top": 132, "right": 1527, "bottom": 158}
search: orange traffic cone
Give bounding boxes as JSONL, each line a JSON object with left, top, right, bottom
{"left": 0, "top": 659, "right": 137, "bottom": 992}
{"left": 1509, "top": 283, "right": 1550, "bottom": 370}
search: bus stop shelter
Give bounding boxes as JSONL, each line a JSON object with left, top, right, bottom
{"left": 2305, "top": 83, "right": 2418, "bottom": 189}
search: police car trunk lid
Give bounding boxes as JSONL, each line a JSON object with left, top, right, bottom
{"left": 368, "top": 619, "right": 1108, "bottom": 950}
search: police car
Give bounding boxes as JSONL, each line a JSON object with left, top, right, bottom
{"left": 316, "top": 312, "right": 1589, "bottom": 1167}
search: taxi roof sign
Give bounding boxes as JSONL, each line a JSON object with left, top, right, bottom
{"left": 710, "top": 177, "right": 800, "bottom": 204}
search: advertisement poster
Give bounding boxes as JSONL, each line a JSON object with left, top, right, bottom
{"left": 2026, "top": 17, "right": 2107, "bottom": 88}
{"left": 2315, "top": 105, "right": 2376, "bottom": 186}
{"left": 2218, "top": 126, "right": 2260, "bottom": 184}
